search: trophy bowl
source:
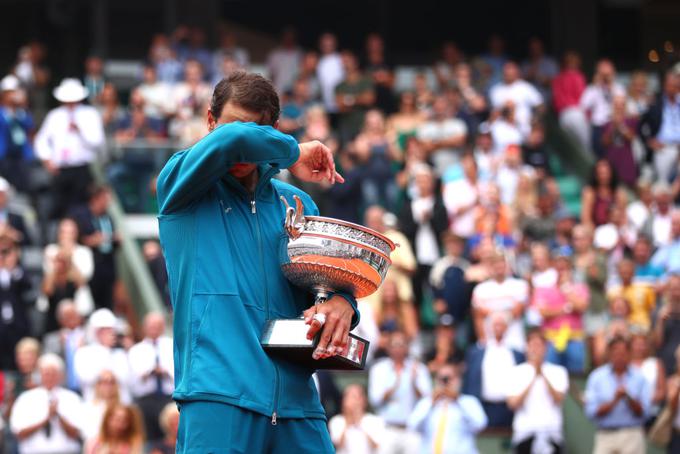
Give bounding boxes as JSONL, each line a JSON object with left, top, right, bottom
{"left": 260, "top": 195, "right": 396, "bottom": 370}
{"left": 281, "top": 216, "right": 396, "bottom": 299}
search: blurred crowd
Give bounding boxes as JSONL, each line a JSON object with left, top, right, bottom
{"left": 0, "top": 23, "right": 680, "bottom": 454}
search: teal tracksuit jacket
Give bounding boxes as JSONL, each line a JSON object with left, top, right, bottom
{"left": 156, "top": 121, "right": 359, "bottom": 422}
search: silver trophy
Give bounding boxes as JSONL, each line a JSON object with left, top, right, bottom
{"left": 260, "top": 195, "right": 396, "bottom": 370}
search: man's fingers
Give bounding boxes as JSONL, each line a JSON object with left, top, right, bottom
{"left": 334, "top": 171, "right": 345, "bottom": 184}
{"left": 313, "top": 315, "right": 338, "bottom": 360}
{"left": 329, "top": 320, "right": 349, "bottom": 354}
{"left": 306, "top": 319, "right": 323, "bottom": 340}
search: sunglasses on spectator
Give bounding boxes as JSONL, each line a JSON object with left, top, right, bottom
{"left": 436, "top": 374, "right": 454, "bottom": 384}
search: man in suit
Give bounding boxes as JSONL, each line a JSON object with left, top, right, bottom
{"left": 42, "top": 300, "right": 84, "bottom": 392}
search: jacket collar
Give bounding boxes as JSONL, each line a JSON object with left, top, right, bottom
{"left": 221, "top": 164, "right": 280, "bottom": 201}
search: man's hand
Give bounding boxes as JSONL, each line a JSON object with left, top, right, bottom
{"left": 290, "top": 141, "right": 344, "bottom": 185}
{"left": 303, "top": 295, "right": 354, "bottom": 359}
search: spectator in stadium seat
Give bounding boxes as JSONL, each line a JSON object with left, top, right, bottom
{"left": 472, "top": 250, "right": 529, "bottom": 352}
{"left": 443, "top": 154, "right": 481, "bottom": 242}
{"left": 84, "top": 403, "right": 145, "bottom": 454}
{"left": 329, "top": 384, "right": 385, "bottom": 454}
{"left": 489, "top": 61, "right": 544, "bottom": 137}
{"left": 400, "top": 164, "right": 448, "bottom": 306}
{"left": 580, "top": 59, "right": 625, "bottom": 158}
{"left": 665, "top": 346, "right": 680, "bottom": 453}
{"left": 386, "top": 92, "right": 427, "bottom": 157}
{"left": 629, "top": 331, "right": 666, "bottom": 420}
{"left": 149, "top": 402, "right": 180, "bottom": 454}
{"left": 351, "top": 109, "right": 398, "bottom": 210}
{"left": 136, "top": 64, "right": 173, "bottom": 122}
{"left": 478, "top": 34, "right": 508, "bottom": 90}
{"left": 43, "top": 218, "right": 94, "bottom": 283}
{"left": 417, "top": 95, "right": 467, "bottom": 175}
{"left": 363, "top": 205, "right": 417, "bottom": 313}
{"left": 626, "top": 179, "right": 653, "bottom": 233}
{"left": 9, "top": 354, "right": 82, "bottom": 454}
{"left": 212, "top": 30, "right": 249, "bottom": 75}
{"left": 521, "top": 37, "right": 558, "bottom": 98}
{"left": 651, "top": 211, "right": 680, "bottom": 276}
{"left": 5, "top": 337, "right": 41, "bottom": 402}
{"left": 80, "top": 370, "right": 121, "bottom": 442}
{"left": 70, "top": 185, "right": 117, "bottom": 311}
{"left": 655, "top": 275, "right": 680, "bottom": 375}
{"left": 298, "top": 50, "right": 321, "bottom": 102}
{"left": 83, "top": 56, "right": 105, "bottom": 106}
{"left": 581, "top": 158, "right": 626, "bottom": 228}
{"left": 552, "top": 51, "right": 589, "bottom": 151}
{"left": 0, "top": 236, "right": 32, "bottom": 370}
{"left": 602, "top": 95, "right": 639, "bottom": 187}
{"left": 74, "top": 308, "right": 131, "bottom": 402}
{"left": 430, "top": 231, "right": 472, "bottom": 332}
{"left": 506, "top": 329, "right": 568, "bottom": 454}
{"left": 42, "top": 300, "right": 85, "bottom": 392}
{"left": 335, "top": 51, "right": 375, "bottom": 141}
{"left": 464, "top": 311, "right": 523, "bottom": 428}
{"left": 638, "top": 71, "right": 680, "bottom": 184}
{"left": 423, "top": 314, "right": 465, "bottom": 374}
{"left": 374, "top": 280, "right": 418, "bottom": 357}
{"left": 368, "top": 331, "right": 431, "bottom": 454}
{"left": 363, "top": 33, "right": 396, "bottom": 115}
{"left": 317, "top": 33, "right": 344, "bottom": 114}
{"left": 533, "top": 252, "right": 589, "bottom": 373}
{"left": 96, "top": 83, "right": 125, "bottom": 138}
{"left": 625, "top": 71, "right": 652, "bottom": 118}
{"left": 0, "top": 75, "right": 35, "bottom": 193}
{"left": 631, "top": 235, "right": 664, "bottom": 290}
{"left": 433, "top": 41, "right": 465, "bottom": 91}
{"left": 409, "top": 362, "right": 487, "bottom": 454}
{"left": 646, "top": 182, "right": 674, "bottom": 247}
{"left": 128, "top": 312, "right": 174, "bottom": 442}
{"left": 34, "top": 78, "right": 104, "bottom": 219}
{"left": 278, "top": 78, "right": 314, "bottom": 139}
{"left": 607, "top": 258, "right": 656, "bottom": 331}
{"left": 584, "top": 336, "right": 651, "bottom": 454}
{"left": 0, "top": 177, "right": 31, "bottom": 244}
{"left": 266, "top": 27, "right": 302, "bottom": 95}
{"left": 41, "top": 248, "right": 89, "bottom": 334}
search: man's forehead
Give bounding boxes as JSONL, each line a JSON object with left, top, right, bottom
{"left": 219, "top": 102, "right": 265, "bottom": 124}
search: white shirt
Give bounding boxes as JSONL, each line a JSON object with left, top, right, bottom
{"left": 531, "top": 268, "right": 558, "bottom": 288}
{"left": 496, "top": 164, "right": 532, "bottom": 206}
{"left": 408, "top": 395, "right": 488, "bottom": 454}
{"left": 443, "top": 178, "right": 479, "bottom": 238}
{"left": 352, "top": 300, "right": 380, "bottom": 365}
{"left": 580, "top": 82, "right": 626, "bottom": 126}
{"left": 137, "top": 81, "right": 174, "bottom": 119}
{"left": 626, "top": 201, "right": 651, "bottom": 233}
{"left": 482, "top": 339, "right": 519, "bottom": 402}
{"left": 472, "top": 278, "right": 529, "bottom": 351}
{"left": 507, "top": 362, "right": 569, "bottom": 444}
{"left": 127, "top": 336, "right": 174, "bottom": 397}
{"left": 412, "top": 196, "right": 440, "bottom": 266}
{"left": 74, "top": 343, "right": 131, "bottom": 402}
{"left": 317, "top": 53, "right": 344, "bottom": 112}
{"left": 652, "top": 210, "right": 672, "bottom": 246}
{"left": 79, "top": 399, "right": 106, "bottom": 442}
{"left": 43, "top": 244, "right": 94, "bottom": 281}
{"left": 329, "top": 413, "right": 385, "bottom": 454}
{"left": 267, "top": 47, "right": 303, "bottom": 93}
{"left": 417, "top": 119, "right": 468, "bottom": 174}
{"left": 9, "top": 386, "right": 82, "bottom": 454}
{"left": 489, "top": 80, "right": 543, "bottom": 135}
{"left": 34, "top": 105, "right": 104, "bottom": 167}
{"left": 368, "top": 358, "right": 432, "bottom": 425}
{"left": 490, "top": 119, "right": 523, "bottom": 154}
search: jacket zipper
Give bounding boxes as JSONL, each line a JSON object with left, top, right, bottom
{"left": 248, "top": 177, "right": 280, "bottom": 425}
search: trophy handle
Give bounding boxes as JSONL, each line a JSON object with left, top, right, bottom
{"left": 281, "top": 195, "right": 306, "bottom": 240}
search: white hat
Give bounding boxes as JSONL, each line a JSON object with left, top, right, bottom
{"left": 593, "top": 224, "right": 619, "bottom": 251}
{"left": 53, "top": 78, "right": 89, "bottom": 103}
{"left": 0, "top": 75, "right": 19, "bottom": 92}
{"left": 89, "top": 308, "right": 117, "bottom": 329}
{"left": 0, "top": 177, "right": 10, "bottom": 193}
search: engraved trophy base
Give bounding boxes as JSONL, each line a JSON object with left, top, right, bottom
{"left": 260, "top": 319, "right": 369, "bottom": 370}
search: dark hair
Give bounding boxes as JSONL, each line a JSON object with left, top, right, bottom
{"left": 588, "top": 158, "right": 619, "bottom": 191}
{"left": 209, "top": 71, "right": 280, "bottom": 126}
{"left": 526, "top": 327, "right": 546, "bottom": 344}
{"left": 88, "top": 184, "right": 110, "bottom": 201}
{"left": 608, "top": 335, "right": 630, "bottom": 351}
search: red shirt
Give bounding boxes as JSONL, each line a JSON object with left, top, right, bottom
{"left": 552, "top": 69, "right": 586, "bottom": 113}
